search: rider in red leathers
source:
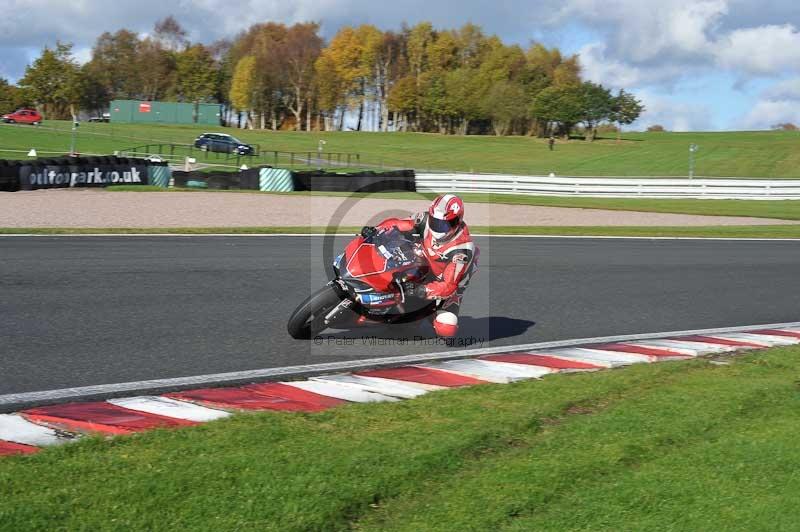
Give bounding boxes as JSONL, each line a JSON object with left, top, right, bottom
{"left": 360, "top": 194, "right": 478, "bottom": 337}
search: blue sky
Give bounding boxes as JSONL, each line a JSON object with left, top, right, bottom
{"left": 1, "top": 0, "right": 799, "bottom": 131}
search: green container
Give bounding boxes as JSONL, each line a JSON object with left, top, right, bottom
{"left": 110, "top": 100, "right": 221, "bottom": 126}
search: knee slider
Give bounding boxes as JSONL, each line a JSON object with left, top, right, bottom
{"left": 433, "top": 311, "right": 458, "bottom": 337}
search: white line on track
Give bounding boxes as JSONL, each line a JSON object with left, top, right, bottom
{"left": 2, "top": 321, "right": 798, "bottom": 409}
{"left": 1, "top": 233, "right": 800, "bottom": 241}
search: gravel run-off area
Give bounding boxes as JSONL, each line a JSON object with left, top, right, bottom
{"left": 0, "top": 189, "right": 797, "bottom": 228}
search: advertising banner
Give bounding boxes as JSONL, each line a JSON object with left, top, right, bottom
{"left": 18, "top": 163, "right": 151, "bottom": 190}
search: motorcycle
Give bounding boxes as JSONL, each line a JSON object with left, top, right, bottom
{"left": 287, "top": 227, "right": 438, "bottom": 339}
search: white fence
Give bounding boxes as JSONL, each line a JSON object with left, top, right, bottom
{"left": 415, "top": 173, "right": 800, "bottom": 200}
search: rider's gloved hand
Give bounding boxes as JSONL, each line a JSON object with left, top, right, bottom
{"left": 402, "top": 281, "right": 428, "bottom": 299}
{"left": 360, "top": 226, "right": 378, "bottom": 239}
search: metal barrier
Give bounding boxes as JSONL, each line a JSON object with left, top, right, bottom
{"left": 119, "top": 144, "right": 361, "bottom": 170}
{"left": 415, "top": 173, "right": 800, "bottom": 200}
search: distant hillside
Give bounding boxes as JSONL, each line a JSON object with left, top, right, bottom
{"left": 1, "top": 121, "right": 798, "bottom": 178}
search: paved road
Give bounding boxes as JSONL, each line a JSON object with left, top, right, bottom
{"left": 1, "top": 235, "right": 799, "bottom": 395}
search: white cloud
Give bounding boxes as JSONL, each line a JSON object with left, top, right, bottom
{"left": 740, "top": 100, "right": 800, "bottom": 129}
{"left": 577, "top": 42, "right": 695, "bottom": 89}
{"left": 716, "top": 24, "right": 800, "bottom": 75}
{"left": 560, "top": 0, "right": 800, "bottom": 130}
{"left": 763, "top": 78, "right": 800, "bottom": 99}
{"left": 559, "top": 0, "right": 800, "bottom": 86}
{"left": 632, "top": 91, "right": 715, "bottom": 132}
{"left": 738, "top": 77, "right": 800, "bottom": 129}
{"left": 556, "top": 0, "right": 726, "bottom": 63}
{"left": 577, "top": 43, "right": 644, "bottom": 87}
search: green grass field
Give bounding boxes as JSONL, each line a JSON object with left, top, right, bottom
{"left": 2, "top": 345, "right": 799, "bottom": 530}
{"left": 2, "top": 120, "right": 800, "bottom": 177}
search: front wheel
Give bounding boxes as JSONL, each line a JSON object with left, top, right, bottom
{"left": 287, "top": 284, "right": 343, "bottom": 339}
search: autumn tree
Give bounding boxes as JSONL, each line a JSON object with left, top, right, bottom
{"left": 0, "top": 78, "right": 14, "bottom": 114}
{"left": 18, "top": 42, "right": 83, "bottom": 119}
{"left": 229, "top": 55, "right": 257, "bottom": 128}
{"left": 610, "top": 89, "right": 644, "bottom": 141}
{"left": 137, "top": 37, "right": 176, "bottom": 101}
{"left": 418, "top": 71, "right": 449, "bottom": 133}
{"left": 387, "top": 75, "right": 417, "bottom": 131}
{"left": 374, "top": 31, "right": 404, "bottom": 131}
{"left": 85, "top": 30, "right": 142, "bottom": 102}
{"left": 314, "top": 26, "right": 363, "bottom": 130}
{"left": 9, "top": 17, "right": 644, "bottom": 137}
{"left": 225, "top": 22, "right": 296, "bottom": 130}
{"left": 487, "top": 80, "right": 528, "bottom": 135}
{"left": 77, "top": 64, "right": 109, "bottom": 115}
{"left": 443, "top": 68, "right": 482, "bottom": 134}
{"left": 315, "top": 52, "right": 345, "bottom": 130}
{"left": 531, "top": 85, "right": 584, "bottom": 138}
{"left": 475, "top": 40, "right": 526, "bottom": 134}
{"left": 154, "top": 16, "right": 188, "bottom": 52}
{"left": 578, "top": 82, "right": 613, "bottom": 141}
{"left": 284, "top": 23, "right": 323, "bottom": 131}
{"left": 174, "top": 44, "right": 218, "bottom": 121}
{"left": 427, "top": 30, "right": 459, "bottom": 72}
{"left": 406, "top": 22, "right": 434, "bottom": 79}
{"left": 0, "top": 78, "right": 23, "bottom": 115}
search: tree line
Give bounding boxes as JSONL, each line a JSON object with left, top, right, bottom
{"left": 1, "top": 17, "right": 643, "bottom": 138}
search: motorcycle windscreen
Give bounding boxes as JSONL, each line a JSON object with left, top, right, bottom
{"left": 344, "top": 240, "right": 417, "bottom": 294}
{"left": 345, "top": 242, "right": 389, "bottom": 282}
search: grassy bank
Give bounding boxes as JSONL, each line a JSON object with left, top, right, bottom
{"left": 2, "top": 225, "right": 800, "bottom": 238}
{"left": 2, "top": 121, "right": 800, "bottom": 177}
{"left": 1, "top": 346, "right": 799, "bottom": 530}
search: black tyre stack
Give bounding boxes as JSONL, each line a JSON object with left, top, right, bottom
{"left": 0, "top": 160, "right": 20, "bottom": 192}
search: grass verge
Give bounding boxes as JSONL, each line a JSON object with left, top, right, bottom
{"left": 104, "top": 187, "right": 800, "bottom": 221}
{"left": 1, "top": 346, "right": 799, "bottom": 530}
{"left": 2, "top": 226, "right": 800, "bottom": 238}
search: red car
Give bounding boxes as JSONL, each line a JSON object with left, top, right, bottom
{"left": 1, "top": 109, "right": 42, "bottom": 125}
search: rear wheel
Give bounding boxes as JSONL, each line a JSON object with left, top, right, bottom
{"left": 287, "top": 284, "right": 344, "bottom": 339}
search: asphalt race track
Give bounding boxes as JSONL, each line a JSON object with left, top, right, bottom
{"left": 2, "top": 235, "right": 799, "bottom": 395}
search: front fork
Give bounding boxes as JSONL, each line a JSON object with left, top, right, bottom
{"left": 324, "top": 279, "right": 355, "bottom": 326}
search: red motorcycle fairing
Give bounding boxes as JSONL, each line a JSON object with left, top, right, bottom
{"left": 338, "top": 230, "right": 429, "bottom": 311}
{"left": 344, "top": 237, "right": 399, "bottom": 292}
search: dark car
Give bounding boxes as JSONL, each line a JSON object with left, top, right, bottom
{"left": 88, "top": 113, "right": 111, "bottom": 123}
{"left": 193, "top": 133, "right": 255, "bottom": 155}
{"left": 1, "top": 109, "right": 42, "bottom": 125}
